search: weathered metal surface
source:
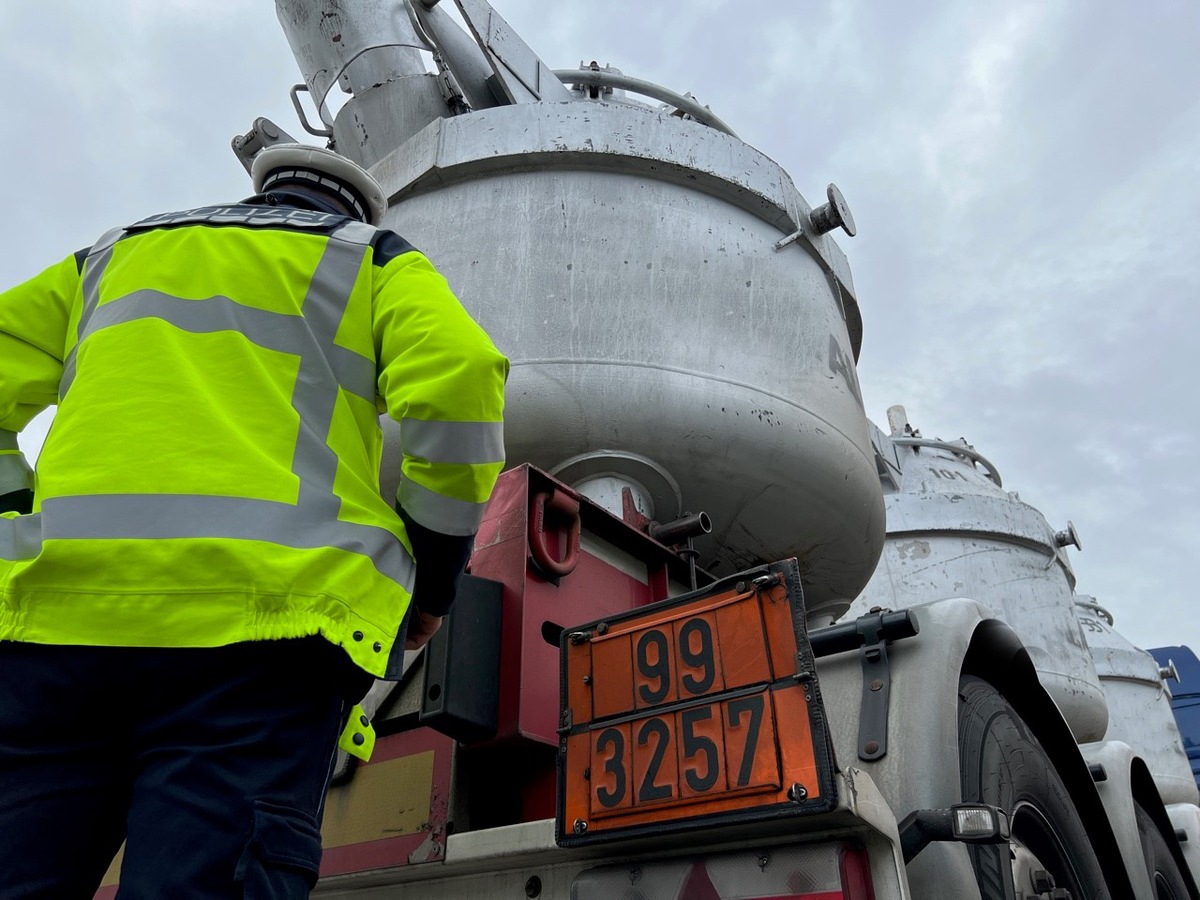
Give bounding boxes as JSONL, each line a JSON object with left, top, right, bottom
{"left": 849, "top": 425, "right": 1109, "bottom": 743}
{"left": 1150, "top": 644, "right": 1200, "bottom": 789}
{"left": 1077, "top": 741, "right": 1159, "bottom": 900}
{"left": 321, "top": 726, "right": 457, "bottom": 876}
{"left": 1169, "top": 803, "right": 1200, "bottom": 889}
{"left": 260, "top": 5, "right": 1200, "bottom": 898}
{"left": 331, "top": 75, "right": 450, "bottom": 169}
{"left": 1081, "top": 603, "right": 1199, "bottom": 806}
{"left": 816, "top": 598, "right": 992, "bottom": 900}
{"left": 368, "top": 101, "right": 861, "bottom": 320}
{"left": 272, "top": 1, "right": 880, "bottom": 615}
{"left": 275, "top": 0, "right": 428, "bottom": 126}
{"left": 464, "top": 466, "right": 693, "bottom": 749}
{"left": 371, "top": 100, "right": 881, "bottom": 617}
{"left": 314, "top": 771, "right": 910, "bottom": 899}
{"left": 451, "top": 0, "right": 573, "bottom": 103}
{"left": 408, "top": 0, "right": 500, "bottom": 112}
{"left": 553, "top": 68, "right": 737, "bottom": 135}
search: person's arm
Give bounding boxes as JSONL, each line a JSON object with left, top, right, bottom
{"left": 0, "top": 251, "right": 82, "bottom": 514}
{"left": 396, "top": 507, "right": 475, "bottom": 648}
{"left": 370, "top": 231, "right": 508, "bottom": 645}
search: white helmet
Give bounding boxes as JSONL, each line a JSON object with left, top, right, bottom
{"left": 251, "top": 143, "right": 387, "bottom": 225}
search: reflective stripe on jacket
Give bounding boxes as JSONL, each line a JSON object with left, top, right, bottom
{"left": 0, "top": 201, "right": 508, "bottom": 678}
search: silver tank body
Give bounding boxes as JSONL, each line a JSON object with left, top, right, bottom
{"left": 1078, "top": 600, "right": 1199, "bottom": 805}
{"left": 275, "top": 0, "right": 883, "bottom": 613}
{"left": 365, "top": 99, "right": 885, "bottom": 616}
{"left": 848, "top": 422, "right": 1110, "bottom": 742}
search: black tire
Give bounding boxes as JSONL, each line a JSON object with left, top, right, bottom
{"left": 958, "top": 675, "right": 1110, "bottom": 899}
{"left": 1135, "top": 802, "right": 1192, "bottom": 900}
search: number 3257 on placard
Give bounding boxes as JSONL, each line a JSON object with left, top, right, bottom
{"left": 589, "top": 690, "right": 781, "bottom": 815}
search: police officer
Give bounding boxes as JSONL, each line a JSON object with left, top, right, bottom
{"left": 0, "top": 143, "right": 507, "bottom": 897}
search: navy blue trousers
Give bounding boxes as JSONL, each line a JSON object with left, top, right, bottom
{"left": 0, "top": 638, "right": 372, "bottom": 899}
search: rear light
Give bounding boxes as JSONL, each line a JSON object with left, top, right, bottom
{"left": 839, "top": 843, "right": 876, "bottom": 900}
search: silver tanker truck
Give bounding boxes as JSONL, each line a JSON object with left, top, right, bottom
{"left": 143, "top": 2, "right": 1198, "bottom": 898}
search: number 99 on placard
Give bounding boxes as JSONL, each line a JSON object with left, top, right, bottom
{"left": 632, "top": 616, "right": 725, "bottom": 708}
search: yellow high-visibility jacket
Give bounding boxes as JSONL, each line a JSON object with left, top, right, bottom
{"left": 0, "top": 199, "right": 508, "bottom": 678}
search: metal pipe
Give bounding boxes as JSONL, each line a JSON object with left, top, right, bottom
{"left": 407, "top": 0, "right": 502, "bottom": 111}
{"left": 649, "top": 511, "right": 712, "bottom": 546}
{"left": 649, "top": 513, "right": 711, "bottom": 592}
{"left": 890, "top": 436, "right": 1003, "bottom": 487}
{"left": 552, "top": 69, "right": 738, "bottom": 136}
{"left": 1074, "top": 597, "right": 1115, "bottom": 627}
{"left": 276, "top": 0, "right": 429, "bottom": 125}
{"left": 809, "top": 610, "right": 919, "bottom": 658}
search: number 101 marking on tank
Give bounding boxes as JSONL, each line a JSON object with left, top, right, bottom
{"left": 557, "top": 560, "right": 838, "bottom": 846}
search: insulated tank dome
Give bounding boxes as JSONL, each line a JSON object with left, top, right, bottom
{"left": 849, "top": 412, "right": 1110, "bottom": 743}
{"left": 372, "top": 100, "right": 885, "bottom": 618}
{"left": 1083, "top": 606, "right": 1200, "bottom": 806}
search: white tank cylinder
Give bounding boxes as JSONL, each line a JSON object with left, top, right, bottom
{"left": 849, "top": 423, "right": 1110, "bottom": 743}
{"left": 370, "top": 100, "right": 885, "bottom": 619}
{"left": 1079, "top": 600, "right": 1199, "bottom": 805}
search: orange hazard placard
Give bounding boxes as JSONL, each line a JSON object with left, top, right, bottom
{"left": 557, "top": 558, "right": 836, "bottom": 847}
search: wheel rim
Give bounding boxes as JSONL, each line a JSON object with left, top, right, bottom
{"left": 1009, "top": 800, "right": 1085, "bottom": 897}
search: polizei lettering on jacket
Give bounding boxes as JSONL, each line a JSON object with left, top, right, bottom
{"left": 131, "top": 204, "right": 345, "bottom": 232}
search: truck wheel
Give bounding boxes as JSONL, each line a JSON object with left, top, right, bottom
{"left": 1135, "top": 802, "right": 1190, "bottom": 899}
{"left": 958, "top": 675, "right": 1109, "bottom": 900}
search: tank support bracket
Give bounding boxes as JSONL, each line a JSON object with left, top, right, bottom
{"left": 857, "top": 620, "right": 895, "bottom": 761}
{"left": 811, "top": 609, "right": 920, "bottom": 761}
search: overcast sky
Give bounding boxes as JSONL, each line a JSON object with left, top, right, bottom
{"left": 2, "top": 1, "right": 1197, "bottom": 655}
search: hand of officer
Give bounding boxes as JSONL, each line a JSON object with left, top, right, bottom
{"left": 404, "top": 608, "right": 444, "bottom": 650}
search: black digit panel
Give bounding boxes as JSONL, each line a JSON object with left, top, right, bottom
{"left": 595, "top": 727, "right": 626, "bottom": 808}
{"left": 727, "top": 694, "right": 764, "bottom": 787}
{"left": 636, "top": 629, "right": 671, "bottom": 704}
{"left": 678, "top": 618, "right": 715, "bottom": 695}
{"left": 680, "top": 706, "right": 720, "bottom": 792}
{"left": 636, "top": 717, "right": 673, "bottom": 803}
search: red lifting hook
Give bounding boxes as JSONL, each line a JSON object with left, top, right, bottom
{"left": 529, "top": 487, "right": 582, "bottom": 578}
